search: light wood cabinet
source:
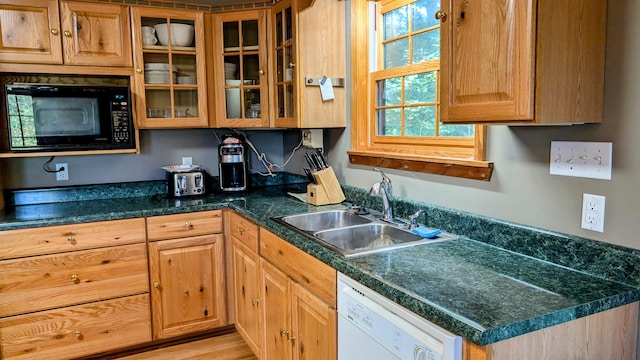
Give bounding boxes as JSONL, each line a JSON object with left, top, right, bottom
{"left": 210, "top": 10, "right": 270, "bottom": 128}
{"left": 0, "top": 0, "right": 131, "bottom": 67}
{"left": 0, "top": 218, "right": 151, "bottom": 360}
{"left": 270, "top": 0, "right": 346, "bottom": 129}
{"left": 439, "top": 0, "right": 607, "bottom": 125}
{"left": 259, "top": 227, "right": 337, "bottom": 360}
{"left": 131, "top": 7, "right": 208, "bottom": 128}
{"left": 147, "top": 210, "right": 227, "bottom": 339}
{"left": 229, "top": 212, "right": 262, "bottom": 356}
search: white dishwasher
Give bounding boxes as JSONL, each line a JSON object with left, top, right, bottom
{"left": 338, "top": 273, "right": 462, "bottom": 360}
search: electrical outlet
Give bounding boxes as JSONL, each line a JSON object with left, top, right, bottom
{"left": 549, "top": 141, "right": 612, "bottom": 180}
{"left": 581, "top": 193, "right": 605, "bottom": 232}
{"left": 55, "top": 163, "right": 69, "bottom": 181}
{"left": 182, "top": 157, "right": 193, "bottom": 166}
{"left": 302, "top": 129, "right": 323, "bottom": 149}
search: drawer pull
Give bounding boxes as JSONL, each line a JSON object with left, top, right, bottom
{"left": 185, "top": 221, "right": 193, "bottom": 229}
{"left": 67, "top": 235, "right": 76, "bottom": 244}
{"left": 153, "top": 281, "right": 160, "bottom": 288}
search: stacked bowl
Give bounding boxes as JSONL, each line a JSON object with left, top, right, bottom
{"left": 154, "top": 23, "right": 195, "bottom": 47}
{"left": 224, "top": 62, "right": 237, "bottom": 80}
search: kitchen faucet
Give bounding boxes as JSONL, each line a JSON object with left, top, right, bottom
{"left": 369, "top": 168, "right": 393, "bottom": 222}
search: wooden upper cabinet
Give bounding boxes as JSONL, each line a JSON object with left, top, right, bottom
{"left": 210, "top": 10, "right": 270, "bottom": 128}
{"left": 440, "top": 0, "right": 607, "bottom": 125}
{"left": 0, "top": 0, "right": 63, "bottom": 64}
{"left": 271, "top": 0, "right": 346, "bottom": 129}
{"left": 59, "top": 1, "right": 132, "bottom": 67}
{"left": 0, "top": 0, "right": 131, "bottom": 67}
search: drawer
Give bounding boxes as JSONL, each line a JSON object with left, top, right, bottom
{"left": 146, "top": 210, "right": 222, "bottom": 241}
{"left": 0, "top": 243, "right": 149, "bottom": 317}
{"left": 260, "top": 228, "right": 336, "bottom": 307}
{"left": 229, "top": 211, "right": 259, "bottom": 252}
{"left": 0, "top": 294, "right": 152, "bottom": 360}
{"left": 0, "top": 218, "right": 146, "bottom": 260}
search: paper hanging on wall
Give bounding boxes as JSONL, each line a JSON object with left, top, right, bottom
{"left": 320, "top": 76, "right": 334, "bottom": 101}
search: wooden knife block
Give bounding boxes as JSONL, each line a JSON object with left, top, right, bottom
{"left": 307, "top": 167, "right": 345, "bottom": 205}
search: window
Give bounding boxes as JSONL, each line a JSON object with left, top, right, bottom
{"left": 348, "top": 0, "right": 493, "bottom": 181}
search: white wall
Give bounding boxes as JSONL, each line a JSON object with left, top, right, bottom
{"left": 329, "top": 0, "right": 640, "bottom": 250}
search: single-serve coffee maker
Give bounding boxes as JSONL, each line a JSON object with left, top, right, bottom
{"left": 219, "top": 137, "right": 248, "bottom": 192}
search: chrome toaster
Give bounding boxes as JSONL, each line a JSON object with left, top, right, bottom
{"left": 166, "top": 170, "right": 207, "bottom": 197}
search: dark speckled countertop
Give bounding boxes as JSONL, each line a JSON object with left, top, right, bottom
{"left": 1, "top": 177, "right": 639, "bottom": 346}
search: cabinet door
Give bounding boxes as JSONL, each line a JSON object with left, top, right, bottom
{"left": 232, "top": 239, "right": 262, "bottom": 356}
{"left": 59, "top": 1, "right": 132, "bottom": 67}
{"left": 0, "top": 0, "right": 62, "bottom": 64}
{"left": 271, "top": 0, "right": 297, "bottom": 128}
{"left": 212, "top": 10, "right": 269, "bottom": 128}
{"left": 261, "top": 259, "right": 292, "bottom": 360}
{"left": 440, "top": 0, "right": 536, "bottom": 122}
{"left": 131, "top": 7, "right": 208, "bottom": 128}
{"left": 292, "top": 282, "right": 337, "bottom": 360}
{"left": 148, "top": 234, "right": 227, "bottom": 339}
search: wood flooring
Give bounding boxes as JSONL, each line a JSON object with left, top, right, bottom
{"left": 113, "top": 332, "right": 257, "bottom": 360}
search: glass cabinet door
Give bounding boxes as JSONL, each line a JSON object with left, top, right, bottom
{"left": 131, "top": 7, "right": 207, "bottom": 128}
{"left": 213, "top": 10, "right": 268, "bottom": 128}
{"left": 272, "top": 0, "right": 296, "bottom": 128}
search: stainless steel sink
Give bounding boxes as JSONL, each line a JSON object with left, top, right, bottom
{"left": 276, "top": 210, "right": 371, "bottom": 232}
{"left": 272, "top": 210, "right": 457, "bottom": 257}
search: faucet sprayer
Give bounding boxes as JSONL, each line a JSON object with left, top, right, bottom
{"left": 370, "top": 168, "right": 394, "bottom": 222}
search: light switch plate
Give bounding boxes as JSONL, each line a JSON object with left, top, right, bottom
{"left": 549, "top": 141, "right": 612, "bottom": 180}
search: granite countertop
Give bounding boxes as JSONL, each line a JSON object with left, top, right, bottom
{"left": 1, "top": 179, "right": 639, "bottom": 346}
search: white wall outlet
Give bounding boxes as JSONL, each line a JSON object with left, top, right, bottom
{"left": 549, "top": 141, "right": 612, "bottom": 180}
{"left": 581, "top": 193, "right": 605, "bottom": 232}
{"left": 302, "top": 129, "right": 323, "bottom": 149}
{"left": 182, "top": 157, "right": 193, "bottom": 166}
{"left": 55, "top": 163, "right": 69, "bottom": 181}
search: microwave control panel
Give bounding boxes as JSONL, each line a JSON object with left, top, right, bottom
{"left": 111, "top": 98, "right": 131, "bottom": 144}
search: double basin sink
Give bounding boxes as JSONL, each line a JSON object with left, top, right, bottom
{"left": 272, "top": 209, "right": 457, "bottom": 257}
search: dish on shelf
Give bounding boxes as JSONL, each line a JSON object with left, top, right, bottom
{"left": 177, "top": 77, "right": 197, "bottom": 84}
{"left": 154, "top": 23, "right": 195, "bottom": 47}
{"left": 147, "top": 108, "right": 171, "bottom": 118}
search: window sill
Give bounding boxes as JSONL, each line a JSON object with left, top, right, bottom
{"left": 347, "top": 151, "right": 493, "bottom": 181}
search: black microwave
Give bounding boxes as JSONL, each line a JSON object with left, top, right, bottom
{"left": 4, "top": 84, "right": 135, "bottom": 152}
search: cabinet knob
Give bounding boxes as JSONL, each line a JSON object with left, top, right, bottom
{"left": 252, "top": 298, "right": 260, "bottom": 305}
{"left": 288, "top": 63, "right": 296, "bottom": 68}
{"left": 153, "top": 281, "right": 160, "bottom": 288}
{"left": 435, "top": 10, "right": 447, "bottom": 22}
{"left": 185, "top": 221, "right": 193, "bottom": 229}
{"left": 237, "top": 227, "right": 245, "bottom": 235}
{"left": 258, "top": 70, "right": 265, "bottom": 75}
{"left": 288, "top": 335, "right": 296, "bottom": 342}
{"left": 280, "top": 330, "right": 289, "bottom": 336}
{"left": 63, "top": 30, "right": 72, "bottom": 37}
{"left": 71, "top": 274, "right": 79, "bottom": 282}
{"left": 51, "top": 29, "right": 59, "bottom": 35}
{"left": 136, "top": 68, "right": 143, "bottom": 74}
{"left": 75, "top": 330, "right": 82, "bottom": 339}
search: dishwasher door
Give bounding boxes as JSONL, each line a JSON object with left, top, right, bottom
{"left": 337, "top": 273, "right": 462, "bottom": 360}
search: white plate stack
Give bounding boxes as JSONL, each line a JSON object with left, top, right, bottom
{"left": 145, "top": 63, "right": 177, "bottom": 84}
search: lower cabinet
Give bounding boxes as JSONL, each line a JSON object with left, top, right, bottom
{"left": 0, "top": 294, "right": 151, "bottom": 360}
{"left": 0, "top": 218, "right": 151, "bottom": 360}
{"left": 229, "top": 212, "right": 337, "bottom": 360}
{"left": 261, "top": 259, "right": 337, "bottom": 360}
{"left": 147, "top": 211, "right": 227, "bottom": 339}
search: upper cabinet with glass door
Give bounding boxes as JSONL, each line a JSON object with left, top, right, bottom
{"left": 271, "top": 0, "right": 346, "bottom": 129}
{"left": 211, "top": 10, "right": 269, "bottom": 128}
{"left": 439, "top": 0, "right": 607, "bottom": 125}
{"left": 131, "top": 7, "right": 208, "bottom": 128}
